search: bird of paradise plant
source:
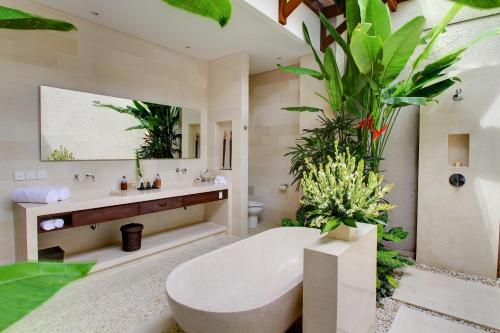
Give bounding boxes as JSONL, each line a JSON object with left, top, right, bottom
{"left": 279, "top": 0, "right": 500, "bottom": 172}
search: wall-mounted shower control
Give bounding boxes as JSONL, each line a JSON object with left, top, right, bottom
{"left": 449, "top": 173, "right": 466, "bottom": 187}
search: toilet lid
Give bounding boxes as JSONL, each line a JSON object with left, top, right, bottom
{"left": 248, "top": 201, "right": 264, "bottom": 208}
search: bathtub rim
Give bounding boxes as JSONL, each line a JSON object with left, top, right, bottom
{"left": 165, "top": 227, "right": 320, "bottom": 313}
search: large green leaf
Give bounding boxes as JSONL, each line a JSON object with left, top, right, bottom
{"left": 345, "top": 0, "right": 361, "bottom": 42}
{"left": 409, "top": 78, "right": 459, "bottom": 98}
{"left": 383, "top": 96, "right": 427, "bottom": 106}
{"left": 0, "top": 262, "right": 93, "bottom": 331}
{"left": 323, "top": 46, "right": 344, "bottom": 110}
{"left": 321, "top": 217, "right": 341, "bottom": 233}
{"left": 282, "top": 106, "right": 323, "bottom": 112}
{"left": 381, "top": 16, "right": 425, "bottom": 84}
{"left": 382, "top": 227, "right": 409, "bottom": 243}
{"left": 277, "top": 64, "right": 323, "bottom": 80}
{"left": 320, "top": 13, "right": 352, "bottom": 59}
{"left": 302, "top": 23, "right": 327, "bottom": 75}
{"left": 450, "top": 0, "right": 500, "bottom": 8}
{"left": 412, "top": 27, "right": 500, "bottom": 91}
{"left": 350, "top": 23, "right": 383, "bottom": 77}
{"left": 161, "top": 0, "right": 232, "bottom": 27}
{"left": 364, "top": 0, "right": 392, "bottom": 42}
{"left": 412, "top": 3, "right": 463, "bottom": 70}
{"left": 0, "top": 6, "right": 76, "bottom": 30}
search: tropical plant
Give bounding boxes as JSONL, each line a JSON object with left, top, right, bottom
{"left": 286, "top": 112, "right": 361, "bottom": 189}
{"left": 135, "top": 149, "right": 144, "bottom": 180}
{"left": 279, "top": 0, "right": 500, "bottom": 172}
{"left": 47, "top": 145, "right": 75, "bottom": 161}
{"left": 279, "top": 0, "right": 499, "bottom": 300}
{"left": 0, "top": 262, "right": 93, "bottom": 331}
{"left": 94, "top": 100, "right": 182, "bottom": 159}
{"left": 377, "top": 225, "right": 413, "bottom": 299}
{"left": 161, "top": 0, "right": 232, "bottom": 27}
{"left": 0, "top": 6, "right": 76, "bottom": 30}
{"left": 300, "top": 144, "right": 394, "bottom": 233}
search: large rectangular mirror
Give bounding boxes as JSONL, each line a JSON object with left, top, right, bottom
{"left": 40, "top": 86, "right": 201, "bottom": 161}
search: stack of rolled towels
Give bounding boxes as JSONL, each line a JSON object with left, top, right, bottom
{"left": 214, "top": 175, "right": 228, "bottom": 185}
{"left": 40, "top": 218, "right": 65, "bottom": 231}
{"left": 11, "top": 187, "right": 71, "bottom": 204}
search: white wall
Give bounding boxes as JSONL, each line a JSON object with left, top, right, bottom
{"left": 249, "top": 68, "right": 301, "bottom": 224}
{"left": 242, "top": 0, "right": 321, "bottom": 50}
{"left": 207, "top": 53, "right": 250, "bottom": 236}
{"left": 417, "top": 65, "right": 500, "bottom": 279}
{"left": 384, "top": 6, "right": 500, "bottom": 256}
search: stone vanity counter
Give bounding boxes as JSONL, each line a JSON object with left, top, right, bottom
{"left": 14, "top": 183, "right": 232, "bottom": 267}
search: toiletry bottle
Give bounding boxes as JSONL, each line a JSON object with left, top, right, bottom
{"left": 154, "top": 173, "right": 162, "bottom": 189}
{"left": 121, "top": 176, "right": 128, "bottom": 191}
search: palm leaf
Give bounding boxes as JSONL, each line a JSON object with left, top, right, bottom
{"left": 409, "top": 78, "right": 459, "bottom": 98}
{"left": 319, "top": 13, "right": 352, "bottom": 58}
{"left": 364, "top": 0, "right": 392, "bottom": 42}
{"left": 383, "top": 96, "right": 427, "bottom": 106}
{"left": 0, "top": 262, "right": 93, "bottom": 331}
{"left": 282, "top": 106, "right": 323, "bottom": 112}
{"left": 0, "top": 6, "right": 76, "bottom": 31}
{"left": 450, "top": 0, "right": 500, "bottom": 8}
{"left": 412, "top": 3, "right": 463, "bottom": 70}
{"left": 345, "top": 0, "right": 361, "bottom": 41}
{"left": 277, "top": 64, "right": 323, "bottom": 79}
{"left": 350, "top": 23, "right": 383, "bottom": 77}
{"left": 302, "top": 23, "right": 327, "bottom": 75}
{"left": 381, "top": 16, "right": 425, "bottom": 84}
{"left": 323, "top": 46, "right": 344, "bottom": 110}
{"left": 161, "top": 0, "right": 232, "bottom": 27}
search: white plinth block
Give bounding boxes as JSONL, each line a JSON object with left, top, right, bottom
{"left": 303, "top": 223, "right": 377, "bottom": 333}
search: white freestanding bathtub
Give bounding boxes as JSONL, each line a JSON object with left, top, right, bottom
{"left": 165, "top": 227, "right": 322, "bottom": 333}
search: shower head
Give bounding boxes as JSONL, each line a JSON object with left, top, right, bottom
{"left": 453, "top": 88, "right": 463, "bottom": 101}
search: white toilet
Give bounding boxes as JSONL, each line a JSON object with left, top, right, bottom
{"left": 248, "top": 201, "right": 264, "bottom": 229}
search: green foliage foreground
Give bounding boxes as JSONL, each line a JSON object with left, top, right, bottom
{"left": 162, "top": 0, "right": 232, "bottom": 27}
{"left": 0, "top": 262, "right": 94, "bottom": 331}
{"left": 0, "top": 6, "right": 76, "bottom": 31}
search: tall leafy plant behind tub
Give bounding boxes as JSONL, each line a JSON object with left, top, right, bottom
{"left": 279, "top": 0, "right": 500, "bottom": 172}
{"left": 279, "top": 0, "right": 500, "bottom": 299}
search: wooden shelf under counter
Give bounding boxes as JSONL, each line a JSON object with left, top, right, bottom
{"left": 14, "top": 183, "right": 232, "bottom": 269}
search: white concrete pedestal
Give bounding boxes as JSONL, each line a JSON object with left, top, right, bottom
{"left": 303, "top": 223, "right": 377, "bottom": 333}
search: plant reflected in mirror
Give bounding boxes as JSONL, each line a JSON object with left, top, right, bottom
{"left": 40, "top": 86, "right": 201, "bottom": 161}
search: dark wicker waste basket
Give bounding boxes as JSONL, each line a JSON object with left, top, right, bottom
{"left": 120, "top": 223, "right": 144, "bottom": 252}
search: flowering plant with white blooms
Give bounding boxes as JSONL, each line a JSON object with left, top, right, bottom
{"left": 301, "top": 144, "right": 395, "bottom": 234}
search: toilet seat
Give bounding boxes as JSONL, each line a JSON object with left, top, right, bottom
{"left": 248, "top": 201, "right": 264, "bottom": 208}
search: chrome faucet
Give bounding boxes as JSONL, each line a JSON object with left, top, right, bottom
{"left": 85, "top": 173, "right": 96, "bottom": 182}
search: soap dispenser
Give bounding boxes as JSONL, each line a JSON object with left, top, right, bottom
{"left": 154, "top": 173, "right": 162, "bottom": 189}
{"left": 120, "top": 176, "right": 128, "bottom": 191}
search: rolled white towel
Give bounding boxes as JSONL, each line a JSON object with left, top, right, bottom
{"left": 214, "top": 175, "right": 228, "bottom": 185}
{"left": 53, "top": 219, "right": 65, "bottom": 228}
{"left": 11, "top": 187, "right": 59, "bottom": 204}
{"left": 40, "top": 220, "right": 55, "bottom": 231}
{"left": 49, "top": 187, "right": 71, "bottom": 201}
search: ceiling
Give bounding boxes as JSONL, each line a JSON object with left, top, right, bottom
{"left": 33, "top": 0, "right": 312, "bottom": 74}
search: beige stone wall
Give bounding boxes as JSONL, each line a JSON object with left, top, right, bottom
{"left": 417, "top": 64, "right": 500, "bottom": 279}
{"left": 249, "top": 69, "right": 301, "bottom": 224}
{"left": 0, "top": 0, "right": 208, "bottom": 263}
{"left": 207, "top": 53, "right": 249, "bottom": 236}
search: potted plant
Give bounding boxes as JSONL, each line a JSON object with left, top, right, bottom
{"left": 300, "top": 143, "right": 394, "bottom": 240}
